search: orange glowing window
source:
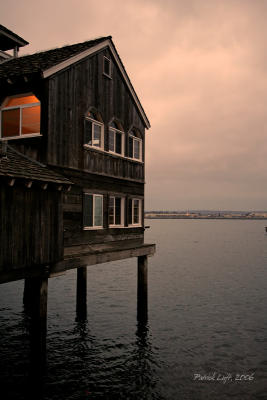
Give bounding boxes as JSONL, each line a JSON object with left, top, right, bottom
{"left": 0, "top": 94, "right": 40, "bottom": 138}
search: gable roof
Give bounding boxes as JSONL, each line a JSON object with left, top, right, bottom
{"left": 0, "top": 24, "right": 29, "bottom": 51}
{"left": 0, "top": 143, "right": 72, "bottom": 186}
{"left": 0, "top": 37, "right": 150, "bottom": 129}
{"left": 0, "top": 36, "right": 110, "bottom": 78}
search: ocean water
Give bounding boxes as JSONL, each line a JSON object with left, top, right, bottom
{"left": 0, "top": 219, "right": 267, "bottom": 399}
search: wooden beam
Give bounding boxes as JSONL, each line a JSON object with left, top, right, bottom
{"left": 26, "top": 277, "right": 48, "bottom": 375}
{"left": 51, "top": 244, "right": 155, "bottom": 276}
{"left": 76, "top": 267, "right": 87, "bottom": 320}
{"left": 0, "top": 244, "right": 156, "bottom": 284}
{"left": 137, "top": 255, "right": 148, "bottom": 323}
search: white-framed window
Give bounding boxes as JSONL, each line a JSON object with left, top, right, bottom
{"left": 83, "top": 193, "right": 103, "bottom": 229}
{"left": 128, "top": 198, "right": 142, "bottom": 226}
{"left": 84, "top": 110, "right": 104, "bottom": 150}
{"left": 109, "top": 121, "right": 124, "bottom": 156}
{"left": 103, "top": 56, "right": 111, "bottom": 78}
{"left": 0, "top": 93, "right": 40, "bottom": 139}
{"left": 109, "top": 196, "right": 125, "bottom": 227}
{"left": 128, "top": 130, "right": 142, "bottom": 161}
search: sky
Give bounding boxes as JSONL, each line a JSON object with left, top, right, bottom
{"left": 2, "top": 0, "right": 267, "bottom": 210}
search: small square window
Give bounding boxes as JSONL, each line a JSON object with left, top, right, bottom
{"left": 103, "top": 56, "right": 111, "bottom": 78}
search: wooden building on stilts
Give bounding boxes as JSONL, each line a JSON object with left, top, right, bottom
{"left": 0, "top": 25, "right": 155, "bottom": 368}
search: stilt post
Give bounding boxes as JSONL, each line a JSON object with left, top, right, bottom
{"left": 27, "top": 277, "right": 48, "bottom": 376}
{"left": 76, "top": 266, "right": 87, "bottom": 320}
{"left": 137, "top": 255, "right": 148, "bottom": 323}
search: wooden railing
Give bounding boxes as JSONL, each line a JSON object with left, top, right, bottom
{"left": 83, "top": 148, "right": 144, "bottom": 181}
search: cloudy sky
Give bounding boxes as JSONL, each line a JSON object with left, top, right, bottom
{"left": 2, "top": 0, "right": 267, "bottom": 210}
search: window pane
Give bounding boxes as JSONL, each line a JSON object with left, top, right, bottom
{"left": 5, "top": 95, "right": 39, "bottom": 107}
{"left": 21, "top": 106, "right": 40, "bottom": 135}
{"left": 93, "top": 124, "right": 101, "bottom": 147}
{"left": 128, "top": 199, "right": 132, "bottom": 225}
{"left": 83, "top": 194, "right": 93, "bottom": 227}
{"left": 84, "top": 120, "right": 92, "bottom": 145}
{"left": 128, "top": 136, "right": 133, "bottom": 158}
{"left": 115, "top": 197, "right": 121, "bottom": 225}
{"left": 109, "top": 197, "right": 114, "bottom": 225}
{"left": 104, "top": 58, "right": 111, "bottom": 76}
{"left": 94, "top": 196, "right": 103, "bottom": 226}
{"left": 134, "top": 139, "right": 140, "bottom": 159}
{"left": 109, "top": 129, "right": 115, "bottom": 152}
{"left": 133, "top": 200, "right": 139, "bottom": 224}
{"left": 1, "top": 108, "right": 20, "bottom": 137}
{"left": 115, "top": 132, "right": 122, "bottom": 154}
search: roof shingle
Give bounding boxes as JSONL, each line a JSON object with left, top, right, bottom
{"left": 0, "top": 143, "right": 72, "bottom": 185}
{"left": 0, "top": 36, "right": 111, "bottom": 79}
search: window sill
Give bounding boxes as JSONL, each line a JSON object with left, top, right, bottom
{"left": 83, "top": 145, "right": 144, "bottom": 164}
{"left": 103, "top": 72, "right": 112, "bottom": 79}
{"left": 128, "top": 224, "right": 142, "bottom": 228}
{"left": 108, "top": 150, "right": 125, "bottom": 158}
{"left": 0, "top": 133, "right": 42, "bottom": 141}
{"left": 83, "top": 226, "right": 104, "bottom": 230}
{"left": 83, "top": 144, "right": 105, "bottom": 153}
{"left": 128, "top": 156, "right": 143, "bottom": 163}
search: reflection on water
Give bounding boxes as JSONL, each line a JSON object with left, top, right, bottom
{"left": 1, "top": 220, "right": 267, "bottom": 399}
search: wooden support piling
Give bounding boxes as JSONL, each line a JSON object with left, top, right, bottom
{"left": 76, "top": 266, "right": 87, "bottom": 320}
{"left": 137, "top": 255, "right": 148, "bottom": 323}
{"left": 23, "top": 277, "right": 34, "bottom": 313}
{"left": 26, "top": 277, "right": 48, "bottom": 375}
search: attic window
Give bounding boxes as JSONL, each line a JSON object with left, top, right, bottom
{"left": 103, "top": 56, "right": 111, "bottom": 78}
{"left": 0, "top": 94, "right": 40, "bottom": 139}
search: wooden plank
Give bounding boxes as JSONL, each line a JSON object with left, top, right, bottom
{"left": 50, "top": 243, "right": 156, "bottom": 275}
{"left": 0, "top": 185, "right": 63, "bottom": 271}
{"left": 0, "top": 244, "right": 155, "bottom": 284}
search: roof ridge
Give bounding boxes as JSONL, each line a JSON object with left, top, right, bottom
{"left": 4, "top": 36, "right": 112, "bottom": 61}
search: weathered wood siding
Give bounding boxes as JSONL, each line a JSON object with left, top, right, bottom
{"left": 47, "top": 48, "right": 146, "bottom": 182}
{"left": 59, "top": 168, "right": 144, "bottom": 247}
{"left": 83, "top": 148, "right": 144, "bottom": 181}
{"left": 0, "top": 184, "right": 63, "bottom": 272}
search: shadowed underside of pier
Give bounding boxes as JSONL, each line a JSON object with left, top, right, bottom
{"left": 0, "top": 243, "right": 156, "bottom": 284}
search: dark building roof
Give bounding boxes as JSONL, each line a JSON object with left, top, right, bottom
{"left": 0, "top": 25, "right": 29, "bottom": 51}
{"left": 0, "top": 142, "right": 72, "bottom": 185}
{"left": 0, "top": 36, "right": 111, "bottom": 79}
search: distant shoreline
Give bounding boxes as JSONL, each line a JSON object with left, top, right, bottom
{"left": 145, "top": 216, "right": 267, "bottom": 220}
